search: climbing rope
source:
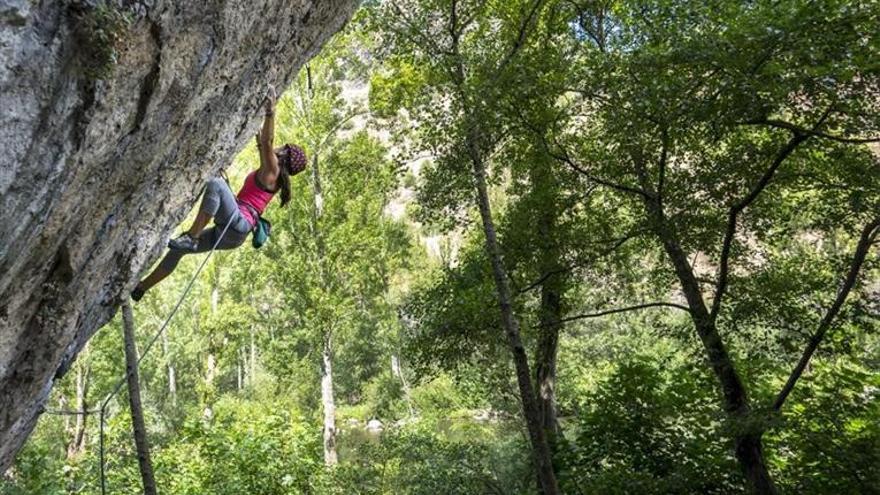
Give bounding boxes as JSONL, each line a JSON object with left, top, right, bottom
{"left": 42, "top": 217, "right": 233, "bottom": 495}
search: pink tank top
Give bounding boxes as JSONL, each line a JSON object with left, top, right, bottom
{"left": 237, "top": 171, "right": 276, "bottom": 226}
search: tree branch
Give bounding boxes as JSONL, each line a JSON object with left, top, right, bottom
{"left": 543, "top": 302, "right": 690, "bottom": 327}
{"left": 745, "top": 119, "right": 880, "bottom": 144}
{"left": 516, "top": 230, "right": 643, "bottom": 294}
{"left": 710, "top": 132, "right": 809, "bottom": 320}
{"left": 511, "top": 102, "right": 649, "bottom": 197}
{"left": 495, "top": 0, "right": 546, "bottom": 74}
{"left": 449, "top": 0, "right": 465, "bottom": 59}
{"left": 657, "top": 127, "right": 669, "bottom": 210}
{"left": 772, "top": 216, "right": 880, "bottom": 411}
{"left": 547, "top": 134, "right": 650, "bottom": 197}
{"left": 314, "top": 110, "right": 369, "bottom": 154}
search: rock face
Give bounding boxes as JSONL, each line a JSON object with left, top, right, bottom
{"left": 0, "top": 0, "right": 359, "bottom": 471}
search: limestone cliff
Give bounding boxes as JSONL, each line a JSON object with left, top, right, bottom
{"left": 0, "top": 0, "right": 359, "bottom": 471}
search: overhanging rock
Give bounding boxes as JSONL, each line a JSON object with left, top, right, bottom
{"left": 0, "top": 0, "right": 360, "bottom": 471}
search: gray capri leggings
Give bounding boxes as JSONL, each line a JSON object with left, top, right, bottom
{"left": 158, "top": 178, "right": 253, "bottom": 272}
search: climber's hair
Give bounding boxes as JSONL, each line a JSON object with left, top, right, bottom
{"left": 277, "top": 164, "right": 291, "bottom": 207}
{"left": 277, "top": 144, "right": 307, "bottom": 207}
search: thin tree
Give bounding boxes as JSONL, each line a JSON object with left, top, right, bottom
{"left": 161, "top": 323, "right": 176, "bottom": 405}
{"left": 66, "top": 346, "right": 91, "bottom": 458}
{"left": 381, "top": 1, "right": 560, "bottom": 491}
{"left": 309, "top": 150, "right": 339, "bottom": 466}
{"left": 203, "top": 263, "right": 220, "bottom": 421}
{"left": 121, "top": 302, "right": 157, "bottom": 495}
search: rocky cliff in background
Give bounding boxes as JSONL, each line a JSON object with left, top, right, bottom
{"left": 0, "top": 0, "right": 360, "bottom": 471}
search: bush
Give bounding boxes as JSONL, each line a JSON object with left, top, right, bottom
{"left": 168, "top": 397, "right": 324, "bottom": 494}
{"left": 71, "top": 1, "right": 132, "bottom": 81}
{"left": 321, "top": 419, "right": 530, "bottom": 494}
{"left": 557, "top": 357, "right": 743, "bottom": 494}
{"left": 768, "top": 360, "right": 880, "bottom": 494}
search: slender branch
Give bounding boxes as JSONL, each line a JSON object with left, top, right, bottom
{"left": 495, "top": 0, "right": 546, "bottom": 74}
{"left": 744, "top": 119, "right": 880, "bottom": 144}
{"left": 567, "top": 0, "right": 608, "bottom": 52}
{"left": 459, "top": 0, "right": 488, "bottom": 31}
{"left": 41, "top": 407, "right": 100, "bottom": 416}
{"left": 449, "top": 0, "right": 459, "bottom": 50}
{"left": 389, "top": 1, "right": 450, "bottom": 59}
{"left": 556, "top": 85, "right": 610, "bottom": 103}
{"left": 516, "top": 230, "right": 642, "bottom": 294}
{"left": 734, "top": 133, "right": 809, "bottom": 216}
{"left": 710, "top": 132, "right": 808, "bottom": 320}
{"left": 545, "top": 134, "right": 650, "bottom": 197}
{"left": 314, "top": 110, "right": 368, "bottom": 154}
{"left": 772, "top": 216, "right": 880, "bottom": 411}
{"left": 517, "top": 267, "right": 570, "bottom": 295}
{"left": 543, "top": 302, "right": 690, "bottom": 327}
{"left": 657, "top": 127, "right": 669, "bottom": 210}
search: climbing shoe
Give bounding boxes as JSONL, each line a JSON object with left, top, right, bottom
{"left": 168, "top": 233, "right": 199, "bottom": 252}
{"left": 131, "top": 287, "right": 145, "bottom": 302}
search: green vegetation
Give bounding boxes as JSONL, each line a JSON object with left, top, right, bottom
{"left": 71, "top": 0, "right": 132, "bottom": 81}
{"left": 4, "top": 1, "right": 880, "bottom": 493}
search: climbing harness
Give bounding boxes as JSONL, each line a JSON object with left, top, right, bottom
{"left": 252, "top": 215, "right": 272, "bottom": 249}
{"left": 240, "top": 202, "right": 271, "bottom": 249}
{"left": 42, "top": 218, "right": 233, "bottom": 494}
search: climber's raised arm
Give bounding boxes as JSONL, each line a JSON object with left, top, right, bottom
{"left": 132, "top": 84, "right": 307, "bottom": 303}
{"left": 257, "top": 85, "right": 279, "bottom": 187}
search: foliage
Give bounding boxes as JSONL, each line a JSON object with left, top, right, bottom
{"left": 768, "top": 360, "right": 880, "bottom": 494}
{"left": 324, "top": 419, "right": 531, "bottom": 494}
{"left": 5, "top": 1, "right": 880, "bottom": 494}
{"left": 71, "top": 0, "right": 132, "bottom": 81}
{"left": 558, "top": 357, "right": 742, "bottom": 494}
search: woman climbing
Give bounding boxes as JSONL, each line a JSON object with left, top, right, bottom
{"left": 131, "top": 85, "right": 306, "bottom": 301}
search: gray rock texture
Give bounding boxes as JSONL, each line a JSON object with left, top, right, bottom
{"left": 0, "top": 0, "right": 359, "bottom": 471}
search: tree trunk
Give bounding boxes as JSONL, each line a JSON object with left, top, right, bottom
{"left": 204, "top": 266, "right": 220, "bottom": 420}
{"left": 641, "top": 192, "right": 777, "bottom": 494}
{"left": 532, "top": 159, "right": 564, "bottom": 441}
{"left": 60, "top": 395, "right": 70, "bottom": 433}
{"left": 162, "top": 324, "right": 176, "bottom": 405}
{"left": 661, "top": 236, "right": 776, "bottom": 494}
{"left": 467, "top": 135, "right": 560, "bottom": 495}
{"left": 66, "top": 353, "right": 90, "bottom": 458}
{"left": 237, "top": 348, "right": 243, "bottom": 391}
{"left": 250, "top": 325, "right": 257, "bottom": 387}
{"left": 120, "top": 303, "right": 157, "bottom": 495}
{"left": 735, "top": 433, "right": 777, "bottom": 495}
{"left": 535, "top": 284, "right": 561, "bottom": 437}
{"left": 311, "top": 151, "right": 339, "bottom": 466}
{"left": 321, "top": 336, "right": 338, "bottom": 465}
{"left": 204, "top": 353, "right": 216, "bottom": 421}
{"left": 391, "top": 353, "right": 415, "bottom": 417}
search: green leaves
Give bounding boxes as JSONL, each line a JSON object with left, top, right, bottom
{"left": 559, "top": 356, "right": 742, "bottom": 494}
{"left": 8, "top": 2, "right": 880, "bottom": 494}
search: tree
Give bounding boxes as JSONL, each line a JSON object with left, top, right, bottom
{"left": 121, "top": 302, "right": 157, "bottom": 495}
{"left": 66, "top": 344, "right": 91, "bottom": 458}
{"left": 251, "top": 22, "right": 412, "bottom": 466}
{"left": 523, "top": 1, "right": 880, "bottom": 491}
{"left": 374, "top": 1, "right": 562, "bottom": 491}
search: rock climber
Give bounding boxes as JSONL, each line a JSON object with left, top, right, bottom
{"left": 131, "top": 85, "right": 306, "bottom": 301}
